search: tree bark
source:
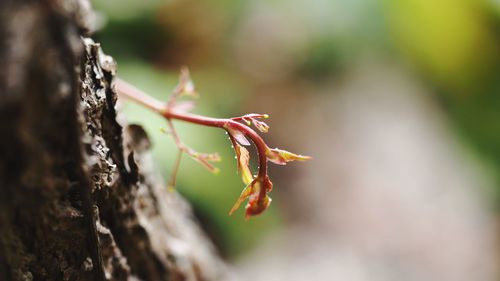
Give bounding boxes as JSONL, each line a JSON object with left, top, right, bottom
{"left": 0, "top": 1, "right": 228, "bottom": 280}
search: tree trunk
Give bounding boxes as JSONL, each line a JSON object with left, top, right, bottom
{"left": 0, "top": 1, "right": 228, "bottom": 280}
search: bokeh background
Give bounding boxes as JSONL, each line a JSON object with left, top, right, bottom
{"left": 92, "top": 0, "right": 500, "bottom": 280}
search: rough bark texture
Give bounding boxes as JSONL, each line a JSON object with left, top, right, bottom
{"left": 0, "top": 1, "right": 228, "bottom": 280}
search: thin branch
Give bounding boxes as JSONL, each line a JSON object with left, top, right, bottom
{"left": 114, "top": 74, "right": 310, "bottom": 218}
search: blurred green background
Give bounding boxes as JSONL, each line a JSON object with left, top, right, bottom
{"left": 92, "top": 0, "right": 500, "bottom": 264}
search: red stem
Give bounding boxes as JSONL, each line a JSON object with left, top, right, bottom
{"left": 114, "top": 79, "right": 269, "bottom": 178}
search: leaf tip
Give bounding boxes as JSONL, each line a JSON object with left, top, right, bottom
{"left": 267, "top": 148, "right": 312, "bottom": 165}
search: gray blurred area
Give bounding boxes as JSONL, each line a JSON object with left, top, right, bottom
{"left": 236, "top": 61, "right": 498, "bottom": 281}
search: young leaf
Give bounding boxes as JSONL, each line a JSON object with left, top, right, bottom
{"left": 236, "top": 144, "right": 253, "bottom": 185}
{"left": 243, "top": 176, "right": 273, "bottom": 218}
{"left": 245, "top": 194, "right": 272, "bottom": 219}
{"left": 229, "top": 182, "right": 253, "bottom": 215}
{"left": 266, "top": 148, "right": 312, "bottom": 165}
{"left": 178, "top": 67, "right": 198, "bottom": 98}
{"left": 190, "top": 152, "right": 221, "bottom": 174}
{"left": 251, "top": 119, "right": 269, "bottom": 133}
{"left": 227, "top": 128, "right": 251, "bottom": 146}
{"left": 228, "top": 133, "right": 253, "bottom": 185}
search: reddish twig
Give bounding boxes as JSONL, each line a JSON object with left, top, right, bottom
{"left": 114, "top": 69, "right": 310, "bottom": 218}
